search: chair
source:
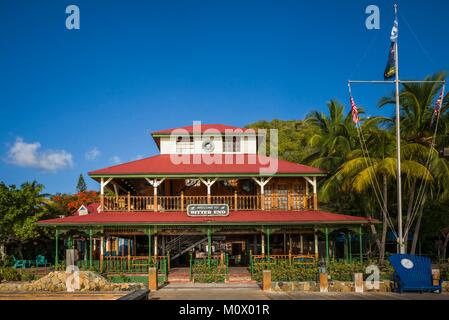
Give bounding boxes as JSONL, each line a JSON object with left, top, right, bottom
{"left": 12, "top": 255, "right": 31, "bottom": 269}
{"left": 35, "top": 255, "right": 50, "bottom": 268}
{"left": 389, "top": 254, "right": 443, "bottom": 293}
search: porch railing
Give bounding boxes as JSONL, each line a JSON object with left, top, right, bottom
{"left": 249, "top": 253, "right": 317, "bottom": 274}
{"left": 103, "top": 193, "right": 313, "bottom": 212}
{"left": 101, "top": 255, "right": 169, "bottom": 275}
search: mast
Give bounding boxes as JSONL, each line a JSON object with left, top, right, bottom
{"left": 393, "top": 4, "right": 405, "bottom": 254}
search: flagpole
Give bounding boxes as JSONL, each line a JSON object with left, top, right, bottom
{"left": 393, "top": 3, "right": 405, "bottom": 254}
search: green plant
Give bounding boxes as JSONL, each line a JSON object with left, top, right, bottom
{"left": 0, "top": 267, "right": 21, "bottom": 281}
{"left": 192, "top": 260, "right": 226, "bottom": 283}
{"left": 252, "top": 260, "right": 317, "bottom": 282}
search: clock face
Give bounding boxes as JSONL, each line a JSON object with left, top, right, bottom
{"left": 202, "top": 141, "right": 215, "bottom": 152}
{"left": 400, "top": 258, "right": 414, "bottom": 269}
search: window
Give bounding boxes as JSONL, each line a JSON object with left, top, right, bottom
{"left": 176, "top": 136, "right": 194, "bottom": 153}
{"left": 223, "top": 136, "right": 241, "bottom": 153}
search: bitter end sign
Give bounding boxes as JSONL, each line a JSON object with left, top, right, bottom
{"left": 187, "top": 204, "right": 229, "bottom": 217}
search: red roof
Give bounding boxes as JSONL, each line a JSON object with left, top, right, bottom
{"left": 38, "top": 210, "right": 375, "bottom": 226}
{"left": 152, "top": 124, "right": 252, "bottom": 135}
{"left": 89, "top": 154, "right": 325, "bottom": 176}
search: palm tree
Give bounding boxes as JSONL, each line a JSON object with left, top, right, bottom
{"left": 379, "top": 71, "right": 449, "bottom": 253}
{"left": 303, "top": 99, "right": 358, "bottom": 172}
{"left": 322, "top": 125, "right": 432, "bottom": 263}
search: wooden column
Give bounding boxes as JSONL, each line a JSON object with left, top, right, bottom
{"left": 314, "top": 231, "right": 319, "bottom": 260}
{"left": 100, "top": 177, "right": 104, "bottom": 211}
{"left": 127, "top": 192, "right": 131, "bottom": 212}
{"left": 100, "top": 236, "right": 104, "bottom": 272}
{"left": 253, "top": 234, "right": 257, "bottom": 255}
{"left": 55, "top": 228, "right": 59, "bottom": 269}
{"left": 283, "top": 233, "right": 287, "bottom": 254}
{"left": 359, "top": 226, "right": 363, "bottom": 263}
{"left": 234, "top": 191, "right": 238, "bottom": 210}
{"left": 154, "top": 235, "right": 158, "bottom": 258}
{"left": 207, "top": 227, "right": 212, "bottom": 266}
{"left": 261, "top": 232, "right": 265, "bottom": 255}
{"left": 89, "top": 229, "right": 93, "bottom": 268}
{"left": 300, "top": 234, "right": 304, "bottom": 254}
{"left": 312, "top": 176, "right": 318, "bottom": 210}
{"left": 180, "top": 191, "right": 184, "bottom": 211}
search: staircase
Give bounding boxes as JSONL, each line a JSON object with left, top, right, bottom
{"left": 165, "top": 235, "right": 208, "bottom": 261}
{"left": 227, "top": 267, "right": 256, "bottom": 284}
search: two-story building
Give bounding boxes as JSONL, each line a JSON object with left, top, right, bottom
{"left": 38, "top": 123, "right": 375, "bottom": 272}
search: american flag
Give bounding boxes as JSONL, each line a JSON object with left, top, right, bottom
{"left": 434, "top": 85, "right": 445, "bottom": 117}
{"left": 350, "top": 95, "right": 359, "bottom": 124}
{"left": 431, "top": 85, "right": 445, "bottom": 127}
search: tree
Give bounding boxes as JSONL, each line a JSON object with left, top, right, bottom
{"left": 0, "top": 181, "right": 51, "bottom": 259}
{"left": 76, "top": 174, "right": 87, "bottom": 193}
{"left": 379, "top": 71, "right": 449, "bottom": 254}
{"left": 49, "top": 191, "right": 99, "bottom": 217}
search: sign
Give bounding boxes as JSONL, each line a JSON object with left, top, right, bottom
{"left": 187, "top": 204, "right": 229, "bottom": 217}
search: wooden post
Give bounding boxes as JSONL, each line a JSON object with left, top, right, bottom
{"left": 319, "top": 273, "right": 329, "bottom": 292}
{"left": 89, "top": 229, "right": 93, "bottom": 269}
{"left": 300, "top": 234, "right": 304, "bottom": 254}
{"left": 314, "top": 232, "right": 319, "bottom": 260}
{"left": 100, "top": 236, "right": 104, "bottom": 273}
{"left": 261, "top": 232, "right": 265, "bottom": 255}
{"left": 260, "top": 193, "right": 265, "bottom": 210}
{"left": 55, "top": 228, "right": 59, "bottom": 269}
{"left": 127, "top": 192, "right": 131, "bottom": 212}
{"left": 234, "top": 191, "right": 238, "bottom": 210}
{"left": 207, "top": 227, "right": 212, "bottom": 266}
{"left": 148, "top": 267, "right": 158, "bottom": 291}
{"left": 180, "top": 191, "right": 184, "bottom": 211}
{"left": 262, "top": 270, "right": 271, "bottom": 291}
{"left": 100, "top": 177, "right": 104, "bottom": 211}
{"left": 153, "top": 185, "right": 158, "bottom": 212}
{"left": 127, "top": 238, "right": 131, "bottom": 271}
{"left": 133, "top": 236, "right": 136, "bottom": 256}
{"left": 359, "top": 226, "right": 363, "bottom": 263}
{"left": 154, "top": 235, "right": 158, "bottom": 259}
{"left": 283, "top": 233, "right": 287, "bottom": 254}
{"left": 313, "top": 176, "right": 318, "bottom": 210}
{"left": 354, "top": 273, "right": 364, "bottom": 293}
{"left": 266, "top": 227, "right": 271, "bottom": 259}
{"left": 348, "top": 232, "right": 352, "bottom": 263}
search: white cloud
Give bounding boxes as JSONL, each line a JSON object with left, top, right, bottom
{"left": 7, "top": 138, "right": 73, "bottom": 172}
{"left": 85, "top": 147, "right": 100, "bottom": 160}
{"left": 110, "top": 156, "right": 121, "bottom": 164}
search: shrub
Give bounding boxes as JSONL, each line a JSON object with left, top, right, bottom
{"left": 252, "top": 260, "right": 318, "bottom": 282}
{"left": 192, "top": 260, "right": 226, "bottom": 283}
{"left": 0, "top": 267, "right": 21, "bottom": 281}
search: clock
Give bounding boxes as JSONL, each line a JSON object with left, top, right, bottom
{"left": 202, "top": 140, "right": 215, "bottom": 153}
{"left": 400, "top": 258, "right": 414, "bottom": 269}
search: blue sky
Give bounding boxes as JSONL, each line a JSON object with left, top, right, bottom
{"left": 1, "top": 0, "right": 448, "bottom": 194}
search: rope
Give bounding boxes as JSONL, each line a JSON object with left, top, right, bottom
{"left": 349, "top": 84, "right": 398, "bottom": 237}
{"left": 403, "top": 84, "right": 445, "bottom": 239}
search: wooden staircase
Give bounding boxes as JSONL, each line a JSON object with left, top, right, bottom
{"left": 226, "top": 267, "right": 256, "bottom": 284}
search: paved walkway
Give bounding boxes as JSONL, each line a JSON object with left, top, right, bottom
{"left": 150, "top": 283, "right": 449, "bottom": 300}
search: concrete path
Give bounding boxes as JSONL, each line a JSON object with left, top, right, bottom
{"left": 150, "top": 283, "right": 449, "bottom": 300}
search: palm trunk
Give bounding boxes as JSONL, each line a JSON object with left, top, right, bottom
{"left": 0, "top": 243, "right": 5, "bottom": 261}
{"left": 411, "top": 194, "right": 427, "bottom": 254}
{"left": 404, "top": 179, "right": 417, "bottom": 253}
{"left": 379, "top": 174, "right": 388, "bottom": 264}
{"left": 370, "top": 223, "right": 382, "bottom": 252}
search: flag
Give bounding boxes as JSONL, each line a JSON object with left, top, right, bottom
{"left": 350, "top": 95, "right": 359, "bottom": 124}
{"left": 431, "top": 85, "right": 445, "bottom": 126}
{"left": 384, "top": 19, "right": 398, "bottom": 79}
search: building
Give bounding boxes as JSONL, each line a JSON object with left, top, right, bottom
{"left": 38, "top": 123, "right": 376, "bottom": 273}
